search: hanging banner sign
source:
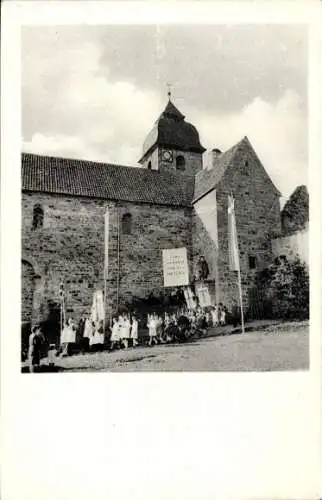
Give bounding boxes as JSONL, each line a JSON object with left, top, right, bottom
{"left": 195, "top": 282, "right": 212, "bottom": 308}
{"left": 162, "top": 248, "right": 189, "bottom": 287}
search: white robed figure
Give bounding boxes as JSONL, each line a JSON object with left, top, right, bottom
{"left": 90, "top": 321, "right": 105, "bottom": 348}
{"left": 130, "top": 316, "right": 139, "bottom": 346}
{"left": 219, "top": 308, "right": 226, "bottom": 326}
{"left": 147, "top": 314, "right": 157, "bottom": 346}
{"left": 83, "top": 318, "right": 93, "bottom": 339}
{"left": 60, "top": 318, "right": 76, "bottom": 356}
{"left": 119, "top": 315, "right": 130, "bottom": 348}
{"left": 110, "top": 317, "right": 120, "bottom": 348}
{"left": 211, "top": 306, "right": 219, "bottom": 326}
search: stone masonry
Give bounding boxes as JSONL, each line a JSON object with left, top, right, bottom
{"left": 193, "top": 139, "right": 281, "bottom": 309}
{"left": 22, "top": 192, "right": 192, "bottom": 324}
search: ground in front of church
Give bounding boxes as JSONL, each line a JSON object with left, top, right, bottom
{"left": 23, "top": 321, "right": 309, "bottom": 372}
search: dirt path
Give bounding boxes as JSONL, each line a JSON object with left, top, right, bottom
{"left": 23, "top": 324, "right": 309, "bottom": 372}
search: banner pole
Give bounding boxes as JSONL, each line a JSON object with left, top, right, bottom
{"left": 103, "top": 278, "right": 106, "bottom": 334}
{"left": 237, "top": 266, "right": 245, "bottom": 335}
{"left": 232, "top": 194, "right": 245, "bottom": 335}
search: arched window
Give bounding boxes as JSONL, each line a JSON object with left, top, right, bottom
{"left": 176, "top": 155, "right": 186, "bottom": 171}
{"left": 147, "top": 161, "right": 152, "bottom": 170}
{"left": 32, "top": 204, "right": 44, "bottom": 230}
{"left": 122, "top": 213, "right": 132, "bottom": 235}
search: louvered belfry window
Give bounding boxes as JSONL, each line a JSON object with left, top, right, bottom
{"left": 176, "top": 155, "right": 186, "bottom": 171}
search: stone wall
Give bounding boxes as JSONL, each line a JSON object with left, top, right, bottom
{"left": 22, "top": 192, "right": 193, "bottom": 324}
{"left": 105, "top": 202, "right": 193, "bottom": 314}
{"left": 22, "top": 192, "right": 107, "bottom": 323}
{"left": 271, "top": 228, "right": 309, "bottom": 265}
{"left": 21, "top": 260, "right": 35, "bottom": 323}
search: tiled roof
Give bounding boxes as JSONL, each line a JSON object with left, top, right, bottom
{"left": 193, "top": 136, "right": 281, "bottom": 202}
{"left": 193, "top": 140, "right": 242, "bottom": 201}
{"left": 22, "top": 153, "right": 195, "bottom": 207}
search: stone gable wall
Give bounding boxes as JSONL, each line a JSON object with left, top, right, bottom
{"left": 192, "top": 142, "right": 282, "bottom": 310}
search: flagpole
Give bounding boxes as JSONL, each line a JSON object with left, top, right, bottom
{"left": 236, "top": 261, "right": 245, "bottom": 335}
{"left": 229, "top": 193, "right": 245, "bottom": 335}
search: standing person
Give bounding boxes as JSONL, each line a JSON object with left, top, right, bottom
{"left": 211, "top": 305, "right": 219, "bottom": 327}
{"left": 123, "top": 315, "right": 131, "bottom": 349}
{"left": 82, "top": 316, "right": 92, "bottom": 353}
{"left": 196, "top": 309, "right": 207, "bottom": 336}
{"left": 60, "top": 318, "right": 76, "bottom": 356}
{"left": 76, "top": 315, "right": 86, "bottom": 348}
{"left": 155, "top": 314, "right": 164, "bottom": 343}
{"left": 205, "top": 310, "right": 212, "bottom": 328}
{"left": 90, "top": 320, "right": 105, "bottom": 351}
{"left": 147, "top": 313, "right": 157, "bottom": 346}
{"left": 219, "top": 305, "right": 226, "bottom": 326}
{"left": 119, "top": 314, "right": 130, "bottom": 348}
{"left": 130, "top": 315, "right": 139, "bottom": 347}
{"left": 219, "top": 303, "right": 226, "bottom": 326}
{"left": 110, "top": 317, "right": 120, "bottom": 350}
{"left": 28, "top": 325, "right": 42, "bottom": 373}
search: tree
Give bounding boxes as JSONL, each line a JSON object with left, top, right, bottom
{"left": 281, "top": 185, "right": 309, "bottom": 235}
{"left": 254, "top": 257, "right": 309, "bottom": 320}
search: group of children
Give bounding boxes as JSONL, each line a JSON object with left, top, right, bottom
{"left": 110, "top": 314, "right": 139, "bottom": 349}
{"left": 26, "top": 303, "right": 230, "bottom": 371}
{"left": 106, "top": 304, "right": 229, "bottom": 350}
{"left": 60, "top": 303, "right": 229, "bottom": 353}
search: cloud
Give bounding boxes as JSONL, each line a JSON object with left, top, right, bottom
{"left": 22, "top": 27, "right": 307, "bottom": 201}
{"left": 22, "top": 36, "right": 162, "bottom": 165}
{"left": 189, "top": 89, "right": 307, "bottom": 201}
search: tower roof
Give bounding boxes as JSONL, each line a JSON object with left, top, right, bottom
{"left": 159, "top": 100, "right": 185, "bottom": 121}
{"left": 139, "top": 99, "right": 206, "bottom": 163}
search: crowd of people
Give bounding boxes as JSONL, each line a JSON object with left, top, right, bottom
{"left": 26, "top": 303, "right": 233, "bottom": 371}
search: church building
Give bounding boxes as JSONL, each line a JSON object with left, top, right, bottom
{"left": 21, "top": 97, "right": 282, "bottom": 327}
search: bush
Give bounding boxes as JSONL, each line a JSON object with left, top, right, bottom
{"left": 255, "top": 257, "right": 309, "bottom": 320}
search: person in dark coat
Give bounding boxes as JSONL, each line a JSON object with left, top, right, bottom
{"left": 28, "top": 325, "right": 43, "bottom": 373}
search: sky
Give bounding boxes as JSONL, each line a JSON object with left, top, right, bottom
{"left": 22, "top": 24, "right": 308, "bottom": 201}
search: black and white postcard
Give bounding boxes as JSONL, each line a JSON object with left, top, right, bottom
{"left": 1, "top": 2, "right": 322, "bottom": 500}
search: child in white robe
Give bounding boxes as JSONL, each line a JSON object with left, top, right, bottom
{"left": 121, "top": 315, "right": 131, "bottom": 348}
{"left": 219, "top": 308, "right": 226, "bottom": 326}
{"left": 82, "top": 317, "right": 93, "bottom": 352}
{"left": 130, "top": 316, "right": 139, "bottom": 347}
{"left": 60, "top": 318, "right": 76, "bottom": 356}
{"left": 147, "top": 314, "right": 157, "bottom": 346}
{"left": 211, "top": 306, "right": 219, "bottom": 327}
{"left": 110, "top": 317, "right": 120, "bottom": 350}
{"left": 90, "top": 321, "right": 105, "bottom": 350}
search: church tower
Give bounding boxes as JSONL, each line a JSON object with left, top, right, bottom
{"left": 138, "top": 97, "right": 206, "bottom": 175}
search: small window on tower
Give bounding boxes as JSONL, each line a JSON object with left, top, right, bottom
{"left": 248, "top": 255, "right": 257, "bottom": 269}
{"left": 32, "top": 204, "right": 44, "bottom": 230}
{"left": 176, "top": 155, "right": 186, "bottom": 171}
{"left": 244, "top": 159, "right": 249, "bottom": 167}
{"left": 147, "top": 161, "right": 152, "bottom": 170}
{"left": 122, "top": 213, "right": 132, "bottom": 235}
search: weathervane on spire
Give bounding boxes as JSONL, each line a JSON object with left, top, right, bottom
{"left": 166, "top": 82, "right": 172, "bottom": 100}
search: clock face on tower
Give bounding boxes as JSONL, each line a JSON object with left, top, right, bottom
{"left": 161, "top": 149, "right": 173, "bottom": 162}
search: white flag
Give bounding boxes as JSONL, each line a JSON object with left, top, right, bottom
{"left": 228, "top": 195, "right": 240, "bottom": 272}
{"left": 104, "top": 209, "right": 109, "bottom": 279}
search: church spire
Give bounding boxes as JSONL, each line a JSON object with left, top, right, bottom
{"left": 166, "top": 82, "right": 172, "bottom": 101}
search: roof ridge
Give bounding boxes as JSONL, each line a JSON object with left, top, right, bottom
{"left": 21, "top": 152, "right": 138, "bottom": 171}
